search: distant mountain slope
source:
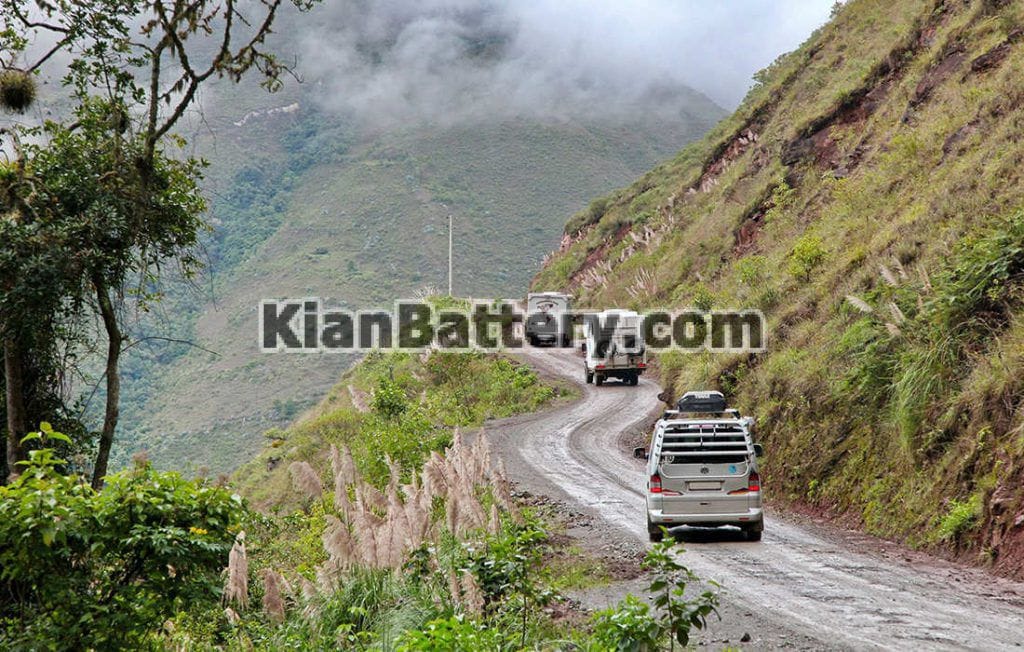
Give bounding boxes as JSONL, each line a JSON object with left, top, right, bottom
{"left": 536, "top": 0, "right": 1024, "bottom": 575}
{"left": 117, "top": 90, "right": 724, "bottom": 472}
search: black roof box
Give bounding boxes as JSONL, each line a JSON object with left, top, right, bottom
{"left": 676, "top": 391, "right": 726, "bottom": 413}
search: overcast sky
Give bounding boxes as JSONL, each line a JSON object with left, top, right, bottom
{"left": 298, "top": 0, "right": 837, "bottom": 125}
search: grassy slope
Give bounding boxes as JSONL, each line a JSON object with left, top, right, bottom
{"left": 162, "top": 350, "right": 616, "bottom": 649}
{"left": 231, "top": 348, "right": 573, "bottom": 511}
{"left": 118, "top": 100, "right": 723, "bottom": 473}
{"left": 536, "top": 0, "right": 1024, "bottom": 575}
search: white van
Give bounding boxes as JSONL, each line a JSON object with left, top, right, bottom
{"left": 582, "top": 309, "right": 646, "bottom": 386}
{"left": 525, "top": 292, "right": 571, "bottom": 346}
{"left": 634, "top": 391, "right": 764, "bottom": 541}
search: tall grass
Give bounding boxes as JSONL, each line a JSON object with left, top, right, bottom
{"left": 221, "top": 428, "right": 518, "bottom": 647}
{"left": 891, "top": 335, "right": 960, "bottom": 450}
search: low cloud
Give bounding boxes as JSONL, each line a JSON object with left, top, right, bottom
{"left": 297, "top": 0, "right": 835, "bottom": 126}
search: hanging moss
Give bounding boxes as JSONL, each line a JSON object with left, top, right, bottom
{"left": 0, "top": 69, "right": 36, "bottom": 113}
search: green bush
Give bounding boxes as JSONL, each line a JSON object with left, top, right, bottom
{"left": 580, "top": 534, "right": 719, "bottom": 651}
{"left": 839, "top": 318, "right": 899, "bottom": 406}
{"left": 358, "top": 408, "right": 448, "bottom": 487}
{"left": 891, "top": 337, "right": 959, "bottom": 449}
{"left": 788, "top": 234, "right": 828, "bottom": 281}
{"left": 371, "top": 376, "right": 409, "bottom": 420}
{"left": 873, "top": 212, "right": 1024, "bottom": 446}
{"left": 691, "top": 283, "right": 715, "bottom": 311}
{"left": 936, "top": 494, "right": 982, "bottom": 542}
{"left": 736, "top": 255, "right": 767, "bottom": 287}
{"left": 0, "top": 428, "right": 243, "bottom": 650}
{"left": 641, "top": 533, "right": 720, "bottom": 648}
{"left": 395, "top": 614, "right": 502, "bottom": 651}
{"left": 764, "top": 180, "right": 796, "bottom": 223}
{"left": 591, "top": 595, "right": 661, "bottom": 652}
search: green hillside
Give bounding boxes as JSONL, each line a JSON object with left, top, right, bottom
{"left": 117, "top": 93, "right": 724, "bottom": 473}
{"left": 536, "top": 0, "right": 1024, "bottom": 574}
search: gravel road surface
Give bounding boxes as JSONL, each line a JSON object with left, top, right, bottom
{"left": 486, "top": 345, "right": 1024, "bottom": 651}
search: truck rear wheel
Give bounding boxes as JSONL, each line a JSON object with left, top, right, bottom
{"left": 743, "top": 525, "right": 763, "bottom": 542}
{"left": 647, "top": 518, "right": 663, "bottom": 542}
{"left": 595, "top": 374, "right": 604, "bottom": 386}
{"left": 628, "top": 374, "right": 639, "bottom": 386}
{"left": 585, "top": 370, "right": 594, "bottom": 384}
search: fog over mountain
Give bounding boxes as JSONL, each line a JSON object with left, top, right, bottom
{"left": 298, "top": 0, "right": 836, "bottom": 126}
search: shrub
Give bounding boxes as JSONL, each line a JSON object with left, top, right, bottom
{"left": 584, "top": 534, "right": 719, "bottom": 651}
{"left": 884, "top": 211, "right": 1024, "bottom": 446}
{"left": 891, "top": 337, "right": 958, "bottom": 449}
{"left": 0, "top": 427, "right": 243, "bottom": 649}
{"left": 788, "top": 234, "right": 828, "bottom": 281}
{"left": 587, "top": 197, "right": 610, "bottom": 225}
{"left": 764, "top": 181, "right": 796, "bottom": 223}
{"left": 691, "top": 283, "right": 715, "bottom": 311}
{"left": 591, "top": 595, "right": 661, "bottom": 652}
{"left": 463, "top": 522, "right": 553, "bottom": 647}
{"left": 371, "top": 376, "right": 409, "bottom": 420}
{"left": 839, "top": 318, "right": 899, "bottom": 406}
{"left": 642, "top": 532, "right": 720, "bottom": 649}
{"left": 789, "top": 236, "right": 825, "bottom": 277}
{"left": 736, "top": 255, "right": 767, "bottom": 287}
{"left": 928, "top": 211, "right": 1024, "bottom": 334}
{"left": 395, "top": 614, "right": 502, "bottom": 651}
{"left": 937, "top": 494, "right": 982, "bottom": 542}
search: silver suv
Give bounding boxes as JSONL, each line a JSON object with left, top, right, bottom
{"left": 634, "top": 391, "right": 764, "bottom": 542}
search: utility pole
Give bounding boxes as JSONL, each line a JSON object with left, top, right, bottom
{"left": 448, "top": 213, "right": 453, "bottom": 296}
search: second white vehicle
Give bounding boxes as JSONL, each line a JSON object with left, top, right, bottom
{"left": 582, "top": 309, "right": 646, "bottom": 386}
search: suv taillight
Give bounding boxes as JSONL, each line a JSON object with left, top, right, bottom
{"left": 650, "top": 474, "right": 662, "bottom": 494}
{"left": 748, "top": 471, "right": 761, "bottom": 492}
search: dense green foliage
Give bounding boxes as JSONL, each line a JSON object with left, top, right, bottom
{"left": 0, "top": 427, "right": 243, "bottom": 649}
{"left": 1, "top": 0, "right": 315, "bottom": 487}
{"left": 2, "top": 350, "right": 717, "bottom": 647}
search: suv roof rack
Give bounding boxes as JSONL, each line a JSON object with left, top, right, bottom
{"left": 661, "top": 408, "right": 741, "bottom": 421}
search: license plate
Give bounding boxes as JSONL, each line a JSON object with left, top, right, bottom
{"left": 688, "top": 481, "right": 722, "bottom": 491}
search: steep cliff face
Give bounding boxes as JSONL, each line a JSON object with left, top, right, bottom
{"left": 536, "top": 0, "right": 1024, "bottom": 576}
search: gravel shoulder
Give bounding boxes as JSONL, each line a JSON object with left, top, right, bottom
{"left": 485, "top": 346, "right": 1024, "bottom": 651}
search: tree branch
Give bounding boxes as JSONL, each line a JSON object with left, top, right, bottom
{"left": 8, "top": 1, "right": 70, "bottom": 34}
{"left": 26, "top": 34, "right": 75, "bottom": 73}
{"left": 151, "top": 0, "right": 291, "bottom": 146}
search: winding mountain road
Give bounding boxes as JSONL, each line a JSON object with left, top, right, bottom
{"left": 487, "top": 346, "right": 1024, "bottom": 651}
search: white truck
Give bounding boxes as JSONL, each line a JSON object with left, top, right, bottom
{"left": 582, "top": 309, "right": 646, "bottom": 386}
{"left": 525, "top": 292, "right": 571, "bottom": 347}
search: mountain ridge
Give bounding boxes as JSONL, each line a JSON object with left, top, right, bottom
{"left": 117, "top": 91, "right": 726, "bottom": 472}
{"left": 535, "top": 0, "right": 1024, "bottom": 577}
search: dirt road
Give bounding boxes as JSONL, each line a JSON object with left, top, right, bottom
{"left": 487, "top": 346, "right": 1024, "bottom": 650}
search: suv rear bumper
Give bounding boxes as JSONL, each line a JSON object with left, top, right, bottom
{"left": 648, "top": 506, "right": 763, "bottom": 528}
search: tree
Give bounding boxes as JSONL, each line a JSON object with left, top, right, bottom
{"left": 0, "top": 0, "right": 317, "bottom": 486}
{"left": 0, "top": 425, "right": 244, "bottom": 649}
